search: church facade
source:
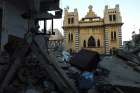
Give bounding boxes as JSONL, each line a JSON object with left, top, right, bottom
{"left": 63, "top": 4, "right": 123, "bottom": 54}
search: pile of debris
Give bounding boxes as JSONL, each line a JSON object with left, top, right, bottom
{"left": 0, "top": 34, "right": 78, "bottom": 93}
{"left": 0, "top": 35, "right": 140, "bottom": 93}
{"left": 96, "top": 56, "right": 140, "bottom": 93}
{"left": 95, "top": 34, "right": 140, "bottom": 92}
{"left": 49, "top": 47, "right": 140, "bottom": 93}
{"left": 0, "top": 33, "right": 102, "bottom": 93}
{"left": 49, "top": 49, "right": 101, "bottom": 93}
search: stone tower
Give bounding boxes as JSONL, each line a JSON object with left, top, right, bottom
{"left": 63, "top": 8, "right": 79, "bottom": 52}
{"left": 104, "top": 4, "right": 123, "bottom": 54}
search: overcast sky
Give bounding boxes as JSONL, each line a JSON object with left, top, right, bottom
{"left": 43, "top": 0, "right": 140, "bottom": 42}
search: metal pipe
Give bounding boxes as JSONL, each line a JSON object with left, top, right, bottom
{"left": 44, "top": 19, "right": 46, "bottom": 34}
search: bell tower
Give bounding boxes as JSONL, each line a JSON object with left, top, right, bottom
{"left": 63, "top": 8, "right": 79, "bottom": 52}
{"left": 104, "top": 4, "right": 122, "bottom": 24}
{"left": 63, "top": 8, "right": 79, "bottom": 26}
{"left": 104, "top": 4, "right": 123, "bottom": 54}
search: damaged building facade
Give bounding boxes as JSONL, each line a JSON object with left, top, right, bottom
{"left": 123, "top": 30, "right": 140, "bottom": 50}
{"left": 0, "top": 0, "right": 29, "bottom": 50}
{"left": 0, "top": 0, "right": 62, "bottom": 50}
{"left": 0, "top": 0, "right": 79, "bottom": 93}
{"left": 63, "top": 5, "right": 123, "bottom": 54}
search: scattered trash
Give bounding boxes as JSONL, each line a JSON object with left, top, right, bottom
{"left": 79, "top": 71, "right": 95, "bottom": 90}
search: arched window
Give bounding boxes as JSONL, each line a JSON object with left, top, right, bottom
{"left": 83, "top": 40, "right": 86, "bottom": 48}
{"left": 88, "top": 36, "right": 96, "bottom": 47}
{"left": 68, "top": 33, "right": 71, "bottom": 42}
{"left": 113, "top": 15, "right": 116, "bottom": 21}
{"left": 97, "top": 39, "right": 100, "bottom": 47}
{"left": 114, "top": 32, "right": 116, "bottom": 40}
{"left": 68, "top": 32, "right": 73, "bottom": 42}
{"left": 71, "top": 18, "right": 74, "bottom": 24}
{"left": 111, "top": 32, "right": 113, "bottom": 40}
{"left": 71, "top": 33, "right": 73, "bottom": 41}
{"left": 68, "top": 18, "right": 70, "bottom": 24}
{"left": 111, "top": 31, "right": 117, "bottom": 40}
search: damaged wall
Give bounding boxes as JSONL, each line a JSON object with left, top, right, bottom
{"left": 1, "top": 1, "right": 28, "bottom": 50}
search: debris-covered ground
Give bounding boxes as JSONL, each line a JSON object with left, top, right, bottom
{"left": 0, "top": 35, "right": 140, "bottom": 93}
{"left": 48, "top": 45, "right": 140, "bottom": 93}
{"left": 96, "top": 56, "right": 140, "bottom": 93}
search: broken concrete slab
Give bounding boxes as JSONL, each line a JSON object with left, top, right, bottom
{"left": 99, "top": 56, "right": 140, "bottom": 88}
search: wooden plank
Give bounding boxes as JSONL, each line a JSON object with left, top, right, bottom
{"left": 31, "top": 35, "right": 78, "bottom": 93}
{"left": 0, "top": 44, "right": 29, "bottom": 93}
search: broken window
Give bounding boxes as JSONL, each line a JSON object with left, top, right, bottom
{"left": 38, "top": 19, "right": 54, "bottom": 35}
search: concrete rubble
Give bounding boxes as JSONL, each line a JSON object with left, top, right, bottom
{"left": 0, "top": 34, "right": 140, "bottom": 93}
{"left": 0, "top": 32, "right": 140, "bottom": 93}
{"left": 98, "top": 56, "right": 140, "bottom": 86}
{"left": 0, "top": 35, "right": 99, "bottom": 93}
{"left": 95, "top": 36, "right": 140, "bottom": 93}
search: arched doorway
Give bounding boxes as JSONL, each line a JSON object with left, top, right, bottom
{"left": 88, "top": 36, "right": 96, "bottom": 47}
